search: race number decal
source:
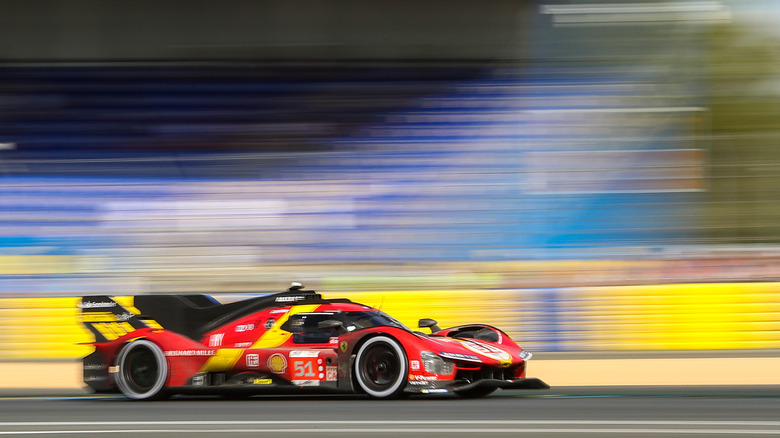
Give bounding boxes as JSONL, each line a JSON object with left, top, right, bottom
{"left": 293, "top": 359, "right": 316, "bottom": 378}
{"left": 461, "top": 341, "right": 512, "bottom": 361}
{"left": 290, "top": 351, "right": 324, "bottom": 386}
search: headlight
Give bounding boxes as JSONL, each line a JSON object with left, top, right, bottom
{"left": 420, "top": 351, "right": 454, "bottom": 375}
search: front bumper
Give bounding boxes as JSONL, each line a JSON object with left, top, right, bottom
{"left": 405, "top": 377, "right": 550, "bottom": 395}
{"left": 453, "top": 377, "right": 550, "bottom": 394}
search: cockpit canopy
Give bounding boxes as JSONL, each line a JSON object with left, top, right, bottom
{"left": 281, "top": 310, "right": 410, "bottom": 343}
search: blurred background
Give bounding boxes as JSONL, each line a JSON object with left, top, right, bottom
{"left": 0, "top": 0, "right": 779, "bottom": 362}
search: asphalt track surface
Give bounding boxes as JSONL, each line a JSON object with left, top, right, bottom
{"left": 2, "top": 386, "right": 780, "bottom": 437}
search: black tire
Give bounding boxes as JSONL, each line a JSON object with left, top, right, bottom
{"left": 354, "top": 336, "right": 408, "bottom": 399}
{"left": 456, "top": 386, "right": 497, "bottom": 398}
{"left": 114, "top": 340, "right": 169, "bottom": 400}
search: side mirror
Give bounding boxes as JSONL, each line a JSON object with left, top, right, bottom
{"left": 318, "top": 319, "right": 344, "bottom": 331}
{"left": 418, "top": 318, "right": 441, "bottom": 332}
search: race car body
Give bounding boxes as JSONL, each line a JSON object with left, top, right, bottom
{"left": 80, "top": 284, "right": 549, "bottom": 400}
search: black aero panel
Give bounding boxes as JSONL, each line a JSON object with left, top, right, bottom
{"left": 80, "top": 296, "right": 152, "bottom": 343}
{"left": 83, "top": 350, "right": 115, "bottom": 392}
{"left": 132, "top": 290, "right": 327, "bottom": 341}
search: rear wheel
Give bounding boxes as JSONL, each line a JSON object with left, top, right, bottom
{"left": 354, "top": 336, "right": 408, "bottom": 398}
{"left": 114, "top": 340, "right": 168, "bottom": 400}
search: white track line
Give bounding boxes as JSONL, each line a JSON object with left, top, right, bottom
{"left": 0, "top": 428, "right": 778, "bottom": 435}
{"left": 2, "top": 421, "right": 780, "bottom": 426}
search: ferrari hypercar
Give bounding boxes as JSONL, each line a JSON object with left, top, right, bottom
{"left": 80, "top": 283, "right": 549, "bottom": 400}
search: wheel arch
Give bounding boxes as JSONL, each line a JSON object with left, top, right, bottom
{"left": 349, "top": 331, "right": 405, "bottom": 389}
{"left": 113, "top": 338, "right": 171, "bottom": 400}
{"left": 350, "top": 331, "right": 410, "bottom": 398}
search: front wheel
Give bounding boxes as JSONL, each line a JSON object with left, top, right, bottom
{"left": 114, "top": 340, "right": 169, "bottom": 400}
{"left": 354, "top": 336, "right": 408, "bottom": 399}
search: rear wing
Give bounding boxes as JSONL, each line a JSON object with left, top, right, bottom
{"left": 80, "top": 286, "right": 331, "bottom": 343}
{"left": 79, "top": 296, "right": 162, "bottom": 343}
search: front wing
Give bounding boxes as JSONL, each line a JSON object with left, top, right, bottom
{"left": 452, "top": 377, "right": 549, "bottom": 394}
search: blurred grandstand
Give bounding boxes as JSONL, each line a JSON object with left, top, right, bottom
{"left": 1, "top": 0, "right": 780, "bottom": 356}
{"left": 0, "top": 62, "right": 753, "bottom": 295}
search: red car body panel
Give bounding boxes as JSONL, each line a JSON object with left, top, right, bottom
{"left": 80, "top": 285, "right": 548, "bottom": 399}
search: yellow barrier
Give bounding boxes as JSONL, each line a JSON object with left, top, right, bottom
{"left": 1, "top": 283, "right": 779, "bottom": 360}
{"left": 574, "top": 283, "right": 780, "bottom": 350}
{"left": 0, "top": 297, "right": 93, "bottom": 359}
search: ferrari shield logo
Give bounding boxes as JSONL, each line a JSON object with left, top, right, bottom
{"left": 339, "top": 341, "right": 348, "bottom": 353}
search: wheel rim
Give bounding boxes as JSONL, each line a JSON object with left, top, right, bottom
{"left": 360, "top": 344, "right": 399, "bottom": 390}
{"left": 115, "top": 340, "right": 167, "bottom": 400}
{"left": 124, "top": 347, "right": 158, "bottom": 392}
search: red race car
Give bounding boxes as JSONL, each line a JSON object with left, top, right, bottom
{"left": 80, "top": 283, "right": 548, "bottom": 400}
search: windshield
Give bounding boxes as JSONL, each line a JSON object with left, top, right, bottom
{"left": 281, "top": 310, "right": 412, "bottom": 342}
{"left": 341, "top": 310, "right": 411, "bottom": 332}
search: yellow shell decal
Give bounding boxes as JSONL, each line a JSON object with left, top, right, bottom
{"left": 268, "top": 353, "right": 287, "bottom": 373}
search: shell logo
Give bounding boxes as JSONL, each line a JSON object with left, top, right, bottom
{"left": 268, "top": 353, "right": 287, "bottom": 373}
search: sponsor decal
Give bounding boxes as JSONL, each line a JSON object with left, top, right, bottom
{"left": 326, "top": 366, "right": 337, "bottom": 381}
{"left": 264, "top": 319, "right": 276, "bottom": 330}
{"left": 116, "top": 313, "right": 135, "bottom": 322}
{"left": 165, "top": 350, "right": 216, "bottom": 357}
{"left": 268, "top": 353, "right": 287, "bottom": 373}
{"left": 78, "top": 301, "right": 117, "bottom": 309}
{"left": 246, "top": 354, "right": 260, "bottom": 368}
{"left": 84, "top": 375, "right": 107, "bottom": 382}
{"left": 83, "top": 364, "right": 107, "bottom": 371}
{"left": 253, "top": 378, "right": 272, "bottom": 385}
{"left": 409, "top": 374, "right": 438, "bottom": 381}
{"left": 275, "top": 295, "right": 306, "bottom": 303}
{"left": 291, "top": 380, "right": 320, "bottom": 387}
{"left": 290, "top": 350, "right": 319, "bottom": 358}
{"left": 234, "top": 342, "right": 253, "bottom": 348}
{"left": 82, "top": 312, "right": 135, "bottom": 323}
{"left": 409, "top": 380, "right": 430, "bottom": 386}
{"left": 192, "top": 375, "right": 206, "bottom": 386}
{"left": 235, "top": 324, "right": 255, "bottom": 333}
{"left": 519, "top": 350, "right": 533, "bottom": 361}
{"left": 209, "top": 333, "right": 225, "bottom": 347}
{"left": 421, "top": 389, "right": 449, "bottom": 394}
{"left": 339, "top": 341, "right": 348, "bottom": 353}
{"left": 410, "top": 360, "right": 421, "bottom": 371}
{"left": 270, "top": 309, "right": 290, "bottom": 314}
{"left": 461, "top": 341, "right": 512, "bottom": 361}
{"left": 329, "top": 337, "right": 339, "bottom": 346}
{"left": 439, "top": 352, "right": 481, "bottom": 363}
